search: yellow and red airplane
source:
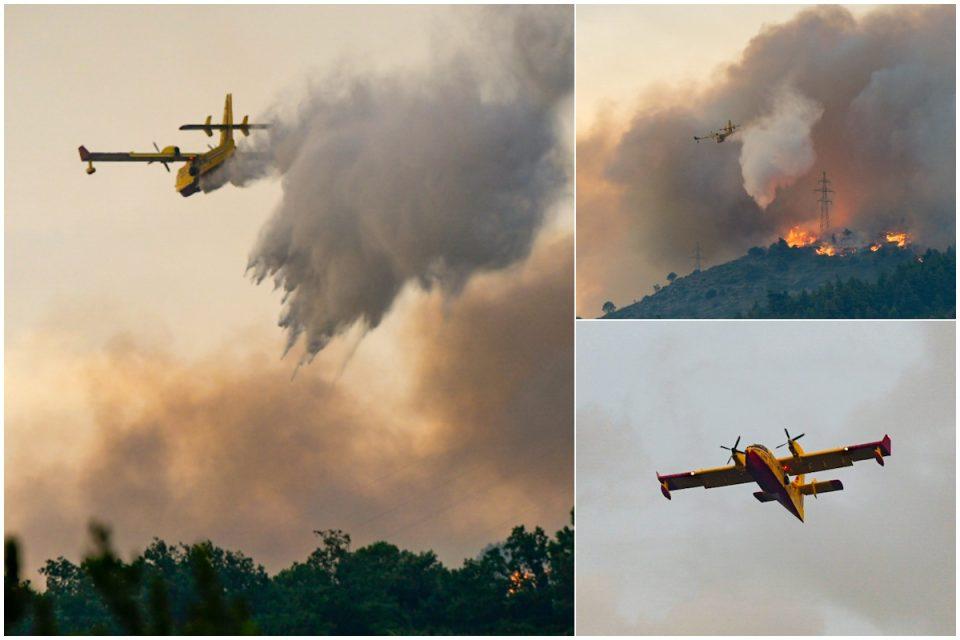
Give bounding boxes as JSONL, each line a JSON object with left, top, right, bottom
{"left": 694, "top": 119, "right": 739, "bottom": 143}
{"left": 78, "top": 94, "right": 268, "bottom": 197}
{"left": 657, "top": 430, "right": 891, "bottom": 521}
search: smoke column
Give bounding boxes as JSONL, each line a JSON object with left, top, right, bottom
{"left": 212, "top": 7, "right": 572, "bottom": 361}
{"left": 739, "top": 85, "right": 823, "bottom": 209}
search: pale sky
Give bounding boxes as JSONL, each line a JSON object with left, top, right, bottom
{"left": 576, "top": 321, "right": 955, "bottom": 634}
{"left": 576, "top": 4, "right": 878, "bottom": 130}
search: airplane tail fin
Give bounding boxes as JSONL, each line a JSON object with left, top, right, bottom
{"left": 220, "top": 93, "right": 233, "bottom": 146}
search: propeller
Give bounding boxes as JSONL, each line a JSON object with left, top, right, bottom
{"left": 720, "top": 435, "right": 744, "bottom": 464}
{"left": 776, "top": 428, "right": 805, "bottom": 450}
{"left": 152, "top": 142, "right": 171, "bottom": 172}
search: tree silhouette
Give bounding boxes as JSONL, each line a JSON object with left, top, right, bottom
{"left": 5, "top": 513, "right": 574, "bottom": 635}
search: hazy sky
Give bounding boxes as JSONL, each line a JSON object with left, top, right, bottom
{"left": 6, "top": 5, "right": 447, "bottom": 353}
{"left": 577, "top": 321, "right": 954, "bottom": 634}
{"left": 5, "top": 5, "right": 573, "bottom": 578}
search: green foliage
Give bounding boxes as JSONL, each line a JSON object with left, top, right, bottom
{"left": 5, "top": 515, "right": 574, "bottom": 635}
{"left": 5, "top": 537, "right": 58, "bottom": 635}
{"left": 747, "top": 247, "right": 955, "bottom": 319}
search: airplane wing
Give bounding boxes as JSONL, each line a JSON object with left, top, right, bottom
{"left": 78, "top": 146, "right": 194, "bottom": 163}
{"left": 657, "top": 463, "right": 752, "bottom": 498}
{"left": 778, "top": 435, "right": 891, "bottom": 476}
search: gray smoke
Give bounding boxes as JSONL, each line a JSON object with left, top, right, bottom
{"left": 578, "top": 5, "right": 955, "bottom": 314}
{"left": 218, "top": 7, "right": 572, "bottom": 361}
{"left": 739, "top": 85, "right": 823, "bottom": 208}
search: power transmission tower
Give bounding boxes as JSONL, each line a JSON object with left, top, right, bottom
{"left": 691, "top": 242, "right": 704, "bottom": 273}
{"left": 814, "top": 171, "right": 834, "bottom": 235}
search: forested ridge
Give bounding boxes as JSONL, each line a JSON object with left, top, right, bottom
{"left": 5, "top": 516, "right": 573, "bottom": 635}
{"left": 600, "top": 242, "right": 950, "bottom": 319}
{"left": 744, "top": 247, "right": 955, "bottom": 318}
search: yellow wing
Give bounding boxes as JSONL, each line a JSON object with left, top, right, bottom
{"left": 78, "top": 145, "right": 195, "bottom": 163}
{"left": 778, "top": 435, "right": 891, "bottom": 476}
{"left": 657, "top": 463, "right": 752, "bottom": 499}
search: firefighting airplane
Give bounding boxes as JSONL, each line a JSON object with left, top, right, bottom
{"left": 78, "top": 94, "right": 268, "bottom": 197}
{"left": 657, "top": 430, "right": 891, "bottom": 521}
{"left": 694, "top": 119, "right": 740, "bottom": 143}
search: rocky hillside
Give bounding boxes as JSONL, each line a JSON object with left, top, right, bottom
{"left": 602, "top": 240, "right": 921, "bottom": 319}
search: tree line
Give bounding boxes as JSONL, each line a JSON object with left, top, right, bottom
{"left": 744, "top": 247, "right": 955, "bottom": 319}
{"left": 6, "top": 516, "right": 573, "bottom": 635}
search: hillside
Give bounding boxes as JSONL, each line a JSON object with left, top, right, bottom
{"left": 746, "top": 247, "right": 955, "bottom": 318}
{"left": 602, "top": 240, "right": 931, "bottom": 319}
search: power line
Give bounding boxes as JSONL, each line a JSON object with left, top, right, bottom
{"left": 690, "top": 242, "right": 704, "bottom": 273}
{"left": 814, "top": 170, "right": 834, "bottom": 234}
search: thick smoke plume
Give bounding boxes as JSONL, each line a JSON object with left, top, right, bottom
{"left": 577, "top": 5, "right": 955, "bottom": 315}
{"left": 5, "top": 236, "right": 573, "bottom": 576}
{"left": 739, "top": 85, "right": 823, "bottom": 208}
{"left": 217, "top": 7, "right": 572, "bottom": 360}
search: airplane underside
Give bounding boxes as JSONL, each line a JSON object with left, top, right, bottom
{"left": 178, "top": 180, "right": 201, "bottom": 197}
{"left": 746, "top": 450, "right": 804, "bottom": 521}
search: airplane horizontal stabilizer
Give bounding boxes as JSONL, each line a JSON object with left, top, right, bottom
{"left": 753, "top": 491, "right": 777, "bottom": 503}
{"left": 179, "top": 124, "right": 270, "bottom": 130}
{"left": 799, "top": 479, "right": 844, "bottom": 496}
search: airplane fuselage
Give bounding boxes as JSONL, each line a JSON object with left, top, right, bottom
{"left": 175, "top": 138, "right": 235, "bottom": 197}
{"left": 742, "top": 445, "right": 804, "bottom": 521}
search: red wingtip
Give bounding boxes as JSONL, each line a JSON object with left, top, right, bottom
{"left": 880, "top": 434, "right": 892, "bottom": 456}
{"left": 78, "top": 145, "right": 90, "bottom": 160}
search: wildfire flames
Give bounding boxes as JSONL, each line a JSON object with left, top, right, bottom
{"left": 869, "top": 232, "right": 910, "bottom": 251}
{"left": 885, "top": 231, "right": 909, "bottom": 248}
{"left": 784, "top": 226, "right": 911, "bottom": 257}
{"left": 785, "top": 226, "right": 818, "bottom": 248}
{"left": 785, "top": 226, "right": 836, "bottom": 255}
{"left": 507, "top": 569, "right": 537, "bottom": 596}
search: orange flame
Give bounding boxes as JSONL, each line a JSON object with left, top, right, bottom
{"left": 869, "top": 243, "right": 881, "bottom": 252}
{"left": 507, "top": 569, "right": 537, "bottom": 596}
{"left": 885, "top": 232, "right": 909, "bottom": 248}
{"left": 815, "top": 244, "right": 836, "bottom": 256}
{"left": 785, "top": 226, "right": 818, "bottom": 248}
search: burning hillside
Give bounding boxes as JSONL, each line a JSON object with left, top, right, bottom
{"left": 785, "top": 225, "right": 913, "bottom": 257}
{"left": 576, "top": 5, "right": 955, "bottom": 317}
{"left": 600, "top": 237, "right": 932, "bottom": 319}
